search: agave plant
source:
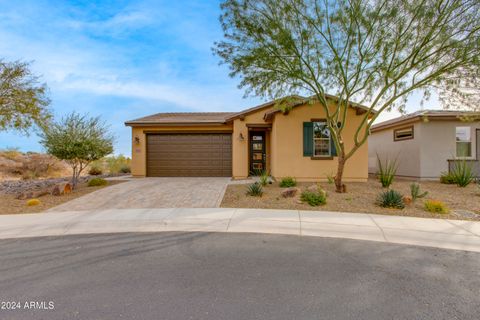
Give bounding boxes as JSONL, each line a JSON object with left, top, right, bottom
{"left": 246, "top": 182, "right": 263, "bottom": 196}
{"left": 376, "top": 189, "right": 405, "bottom": 209}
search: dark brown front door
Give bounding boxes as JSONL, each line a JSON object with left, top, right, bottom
{"left": 146, "top": 133, "right": 232, "bottom": 177}
{"left": 249, "top": 131, "right": 266, "bottom": 174}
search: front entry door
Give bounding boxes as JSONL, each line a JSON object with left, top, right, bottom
{"left": 250, "top": 131, "right": 266, "bottom": 174}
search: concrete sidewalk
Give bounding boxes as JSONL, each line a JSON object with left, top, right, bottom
{"left": 0, "top": 208, "right": 479, "bottom": 252}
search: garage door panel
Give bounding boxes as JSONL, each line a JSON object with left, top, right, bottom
{"left": 146, "top": 133, "right": 232, "bottom": 177}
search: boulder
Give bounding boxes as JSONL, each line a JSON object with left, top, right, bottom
{"left": 281, "top": 187, "right": 298, "bottom": 198}
{"left": 16, "top": 191, "right": 33, "bottom": 200}
{"left": 403, "top": 196, "right": 412, "bottom": 205}
{"left": 306, "top": 184, "right": 319, "bottom": 193}
{"left": 51, "top": 185, "right": 61, "bottom": 196}
{"left": 63, "top": 183, "right": 72, "bottom": 194}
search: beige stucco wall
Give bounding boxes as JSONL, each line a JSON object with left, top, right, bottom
{"left": 232, "top": 110, "right": 272, "bottom": 179}
{"left": 269, "top": 103, "right": 369, "bottom": 182}
{"left": 129, "top": 102, "right": 370, "bottom": 181}
{"left": 130, "top": 125, "right": 233, "bottom": 177}
{"left": 369, "top": 120, "right": 480, "bottom": 179}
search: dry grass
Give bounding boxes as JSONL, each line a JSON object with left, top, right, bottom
{"left": 0, "top": 180, "right": 125, "bottom": 215}
{"left": 221, "top": 178, "right": 480, "bottom": 220}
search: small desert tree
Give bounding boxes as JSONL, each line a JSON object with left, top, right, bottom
{"left": 0, "top": 60, "right": 51, "bottom": 132}
{"left": 39, "top": 113, "right": 114, "bottom": 188}
{"left": 214, "top": 0, "right": 480, "bottom": 192}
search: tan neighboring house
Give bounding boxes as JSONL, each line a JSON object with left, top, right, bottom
{"left": 369, "top": 110, "right": 480, "bottom": 180}
{"left": 125, "top": 96, "right": 372, "bottom": 181}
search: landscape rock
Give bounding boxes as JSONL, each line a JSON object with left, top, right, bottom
{"left": 306, "top": 184, "right": 319, "bottom": 193}
{"left": 403, "top": 196, "right": 412, "bottom": 205}
{"left": 281, "top": 187, "right": 299, "bottom": 198}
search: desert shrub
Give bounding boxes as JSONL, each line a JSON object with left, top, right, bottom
{"left": 246, "top": 182, "right": 263, "bottom": 196}
{"left": 88, "top": 165, "right": 103, "bottom": 175}
{"left": 26, "top": 198, "right": 41, "bottom": 206}
{"left": 88, "top": 177, "right": 108, "bottom": 187}
{"left": 450, "top": 161, "right": 475, "bottom": 187}
{"left": 326, "top": 173, "right": 335, "bottom": 184}
{"left": 279, "top": 176, "right": 296, "bottom": 188}
{"left": 119, "top": 164, "right": 131, "bottom": 173}
{"left": 376, "top": 189, "right": 405, "bottom": 209}
{"left": 440, "top": 172, "right": 455, "bottom": 184}
{"left": 0, "top": 147, "right": 22, "bottom": 160}
{"left": 300, "top": 189, "right": 326, "bottom": 206}
{"left": 410, "top": 183, "right": 428, "bottom": 202}
{"left": 424, "top": 200, "right": 449, "bottom": 214}
{"left": 254, "top": 169, "right": 270, "bottom": 186}
{"left": 376, "top": 154, "right": 398, "bottom": 188}
{"left": 105, "top": 155, "right": 131, "bottom": 174}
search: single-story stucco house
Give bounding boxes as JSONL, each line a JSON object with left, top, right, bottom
{"left": 125, "top": 96, "right": 372, "bottom": 181}
{"left": 369, "top": 110, "right": 480, "bottom": 180}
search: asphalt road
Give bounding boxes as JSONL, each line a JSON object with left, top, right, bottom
{"left": 0, "top": 232, "right": 479, "bottom": 320}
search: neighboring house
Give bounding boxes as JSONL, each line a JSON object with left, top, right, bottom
{"left": 125, "top": 96, "right": 372, "bottom": 181}
{"left": 369, "top": 110, "right": 480, "bottom": 180}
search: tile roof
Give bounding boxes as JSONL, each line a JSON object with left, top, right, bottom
{"left": 371, "top": 109, "right": 480, "bottom": 131}
{"left": 125, "top": 112, "right": 236, "bottom": 125}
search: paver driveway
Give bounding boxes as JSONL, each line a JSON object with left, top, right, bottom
{"left": 48, "top": 177, "right": 231, "bottom": 212}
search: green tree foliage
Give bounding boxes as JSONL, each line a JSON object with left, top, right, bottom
{"left": 214, "top": 0, "right": 480, "bottom": 192}
{"left": 0, "top": 60, "right": 51, "bottom": 132}
{"left": 39, "top": 113, "right": 114, "bottom": 188}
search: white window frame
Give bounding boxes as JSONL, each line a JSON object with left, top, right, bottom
{"left": 313, "top": 121, "right": 331, "bottom": 157}
{"left": 455, "top": 126, "right": 472, "bottom": 158}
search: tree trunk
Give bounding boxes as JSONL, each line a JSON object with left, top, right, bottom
{"left": 335, "top": 153, "right": 346, "bottom": 193}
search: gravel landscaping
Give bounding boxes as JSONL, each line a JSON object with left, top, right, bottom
{"left": 221, "top": 178, "right": 480, "bottom": 220}
{"left": 0, "top": 179, "right": 125, "bottom": 214}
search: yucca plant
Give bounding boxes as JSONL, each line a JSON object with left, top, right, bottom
{"left": 246, "top": 182, "right": 263, "bottom": 196}
{"left": 450, "top": 160, "right": 475, "bottom": 187}
{"left": 376, "top": 189, "right": 405, "bottom": 209}
{"left": 254, "top": 169, "right": 270, "bottom": 186}
{"left": 376, "top": 154, "right": 398, "bottom": 188}
{"left": 410, "top": 183, "right": 428, "bottom": 202}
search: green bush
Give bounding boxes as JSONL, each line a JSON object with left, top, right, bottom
{"left": 88, "top": 178, "right": 108, "bottom": 187}
{"left": 246, "top": 182, "right": 263, "bottom": 196}
{"left": 88, "top": 165, "right": 103, "bottom": 176}
{"left": 119, "top": 164, "right": 131, "bottom": 174}
{"left": 300, "top": 190, "right": 326, "bottom": 206}
{"left": 440, "top": 172, "right": 455, "bottom": 184}
{"left": 376, "top": 189, "right": 405, "bottom": 209}
{"left": 279, "top": 176, "right": 296, "bottom": 188}
{"left": 376, "top": 154, "right": 398, "bottom": 188}
{"left": 410, "top": 183, "right": 428, "bottom": 202}
{"left": 424, "top": 200, "right": 449, "bottom": 214}
{"left": 105, "top": 155, "right": 132, "bottom": 174}
{"left": 450, "top": 161, "right": 475, "bottom": 187}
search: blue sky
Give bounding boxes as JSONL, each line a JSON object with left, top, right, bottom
{"left": 0, "top": 0, "right": 439, "bottom": 156}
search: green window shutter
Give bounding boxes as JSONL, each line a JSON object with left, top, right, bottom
{"left": 330, "top": 122, "right": 341, "bottom": 157}
{"left": 303, "top": 122, "right": 313, "bottom": 156}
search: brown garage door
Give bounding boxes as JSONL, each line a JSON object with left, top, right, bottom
{"left": 146, "top": 133, "right": 232, "bottom": 177}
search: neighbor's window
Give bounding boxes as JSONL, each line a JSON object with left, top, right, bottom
{"left": 456, "top": 127, "right": 472, "bottom": 157}
{"left": 394, "top": 126, "right": 414, "bottom": 141}
{"left": 313, "top": 121, "right": 331, "bottom": 156}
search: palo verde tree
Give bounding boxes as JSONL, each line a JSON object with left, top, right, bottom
{"left": 213, "top": 0, "right": 480, "bottom": 192}
{"left": 39, "top": 113, "right": 114, "bottom": 188}
{"left": 0, "top": 60, "right": 51, "bottom": 132}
